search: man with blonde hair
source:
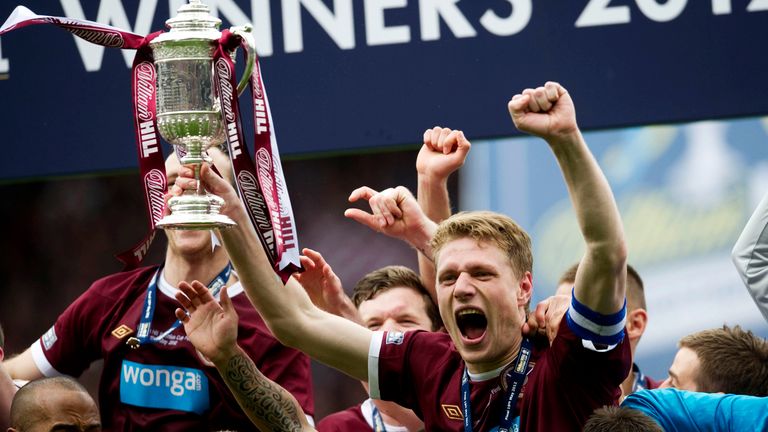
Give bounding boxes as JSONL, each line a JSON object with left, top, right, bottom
{"left": 173, "top": 81, "right": 631, "bottom": 430}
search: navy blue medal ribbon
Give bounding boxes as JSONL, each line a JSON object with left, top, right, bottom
{"left": 461, "top": 338, "right": 532, "bottom": 432}
{"left": 371, "top": 404, "right": 387, "bottom": 432}
{"left": 127, "top": 263, "right": 233, "bottom": 349}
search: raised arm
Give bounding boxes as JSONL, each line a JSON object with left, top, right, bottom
{"left": 175, "top": 284, "right": 315, "bottom": 431}
{"left": 732, "top": 190, "right": 768, "bottom": 322}
{"left": 415, "top": 127, "right": 471, "bottom": 300}
{"left": 174, "top": 164, "right": 372, "bottom": 381}
{"left": 509, "top": 82, "right": 627, "bottom": 316}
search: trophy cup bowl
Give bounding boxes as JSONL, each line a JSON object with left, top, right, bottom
{"left": 151, "top": 0, "right": 254, "bottom": 230}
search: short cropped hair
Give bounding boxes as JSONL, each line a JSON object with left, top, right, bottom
{"left": 352, "top": 266, "right": 442, "bottom": 331}
{"left": 679, "top": 325, "right": 768, "bottom": 396}
{"left": 430, "top": 211, "right": 533, "bottom": 279}
{"left": 583, "top": 406, "right": 662, "bottom": 432}
{"left": 11, "top": 376, "right": 94, "bottom": 430}
{"left": 558, "top": 263, "right": 646, "bottom": 310}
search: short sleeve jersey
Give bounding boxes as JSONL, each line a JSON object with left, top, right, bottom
{"left": 369, "top": 318, "right": 630, "bottom": 431}
{"left": 30, "top": 266, "right": 314, "bottom": 431}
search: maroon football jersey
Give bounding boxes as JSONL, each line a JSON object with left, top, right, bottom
{"left": 317, "top": 399, "right": 409, "bottom": 432}
{"left": 30, "top": 266, "right": 314, "bottom": 431}
{"left": 370, "top": 318, "right": 630, "bottom": 431}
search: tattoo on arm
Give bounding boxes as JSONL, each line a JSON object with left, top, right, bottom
{"left": 223, "top": 352, "right": 306, "bottom": 431}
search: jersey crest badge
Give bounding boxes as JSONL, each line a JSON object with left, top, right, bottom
{"left": 385, "top": 331, "right": 404, "bottom": 345}
{"left": 42, "top": 326, "right": 57, "bottom": 350}
{"left": 111, "top": 324, "right": 134, "bottom": 340}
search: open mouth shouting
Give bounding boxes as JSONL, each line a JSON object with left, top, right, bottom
{"left": 455, "top": 308, "right": 488, "bottom": 345}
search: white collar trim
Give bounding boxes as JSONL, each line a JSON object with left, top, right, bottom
{"left": 466, "top": 361, "right": 511, "bottom": 382}
{"left": 157, "top": 269, "right": 243, "bottom": 299}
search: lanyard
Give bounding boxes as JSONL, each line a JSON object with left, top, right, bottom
{"left": 461, "top": 338, "right": 532, "bottom": 432}
{"left": 127, "top": 263, "right": 233, "bottom": 349}
{"left": 371, "top": 404, "right": 387, "bottom": 432}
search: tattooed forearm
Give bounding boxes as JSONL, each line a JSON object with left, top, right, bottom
{"left": 221, "top": 349, "right": 309, "bottom": 431}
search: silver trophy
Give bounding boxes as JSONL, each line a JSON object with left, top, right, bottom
{"left": 152, "top": 0, "right": 254, "bottom": 230}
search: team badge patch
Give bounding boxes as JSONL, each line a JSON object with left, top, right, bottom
{"left": 42, "top": 326, "right": 57, "bottom": 350}
{"left": 385, "top": 331, "right": 404, "bottom": 345}
{"left": 111, "top": 324, "right": 134, "bottom": 340}
{"left": 442, "top": 404, "right": 463, "bottom": 420}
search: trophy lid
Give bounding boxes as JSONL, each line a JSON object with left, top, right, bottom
{"left": 153, "top": 0, "right": 221, "bottom": 43}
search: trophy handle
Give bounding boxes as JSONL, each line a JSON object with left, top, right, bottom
{"left": 230, "top": 25, "right": 256, "bottom": 96}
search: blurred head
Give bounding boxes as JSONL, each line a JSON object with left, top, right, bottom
{"left": 556, "top": 263, "right": 647, "bottom": 353}
{"left": 164, "top": 146, "right": 233, "bottom": 259}
{"left": 429, "top": 211, "right": 533, "bottom": 373}
{"left": 659, "top": 325, "right": 768, "bottom": 395}
{"left": 353, "top": 266, "right": 441, "bottom": 333}
{"left": 9, "top": 376, "right": 101, "bottom": 432}
{"left": 583, "top": 406, "right": 662, "bottom": 432}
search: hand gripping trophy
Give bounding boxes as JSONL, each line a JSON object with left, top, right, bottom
{"left": 151, "top": 0, "right": 254, "bottom": 229}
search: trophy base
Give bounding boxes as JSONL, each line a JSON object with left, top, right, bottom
{"left": 156, "top": 192, "right": 236, "bottom": 230}
{"left": 156, "top": 213, "right": 236, "bottom": 230}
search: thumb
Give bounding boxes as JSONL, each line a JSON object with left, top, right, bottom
{"left": 220, "top": 285, "right": 235, "bottom": 316}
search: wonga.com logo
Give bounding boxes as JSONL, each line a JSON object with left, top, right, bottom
{"left": 120, "top": 360, "right": 209, "bottom": 414}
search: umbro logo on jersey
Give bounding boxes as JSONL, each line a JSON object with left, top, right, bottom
{"left": 442, "top": 404, "right": 463, "bottom": 420}
{"left": 111, "top": 324, "right": 134, "bottom": 340}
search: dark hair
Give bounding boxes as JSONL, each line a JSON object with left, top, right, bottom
{"left": 558, "top": 263, "right": 646, "bottom": 310}
{"left": 11, "top": 376, "right": 96, "bottom": 430}
{"left": 679, "top": 324, "right": 768, "bottom": 395}
{"left": 583, "top": 406, "right": 662, "bottom": 432}
{"left": 352, "top": 266, "right": 442, "bottom": 331}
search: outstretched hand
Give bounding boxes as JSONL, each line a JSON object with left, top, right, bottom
{"left": 169, "top": 163, "right": 243, "bottom": 221}
{"left": 344, "top": 186, "right": 436, "bottom": 254}
{"left": 508, "top": 81, "right": 578, "bottom": 143}
{"left": 416, "top": 127, "right": 471, "bottom": 181}
{"left": 175, "top": 281, "right": 239, "bottom": 365}
{"left": 294, "top": 248, "right": 359, "bottom": 322}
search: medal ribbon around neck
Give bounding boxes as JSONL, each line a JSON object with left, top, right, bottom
{"left": 461, "top": 338, "right": 532, "bottom": 432}
{"left": 127, "top": 263, "right": 232, "bottom": 349}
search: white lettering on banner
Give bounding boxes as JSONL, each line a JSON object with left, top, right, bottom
{"left": 635, "top": 0, "right": 687, "bottom": 22}
{"left": 283, "top": 0, "right": 354, "bottom": 53}
{"left": 365, "top": 0, "right": 410, "bottom": 46}
{"left": 139, "top": 121, "right": 159, "bottom": 157}
{"left": 254, "top": 99, "right": 268, "bottom": 134}
{"left": 255, "top": 148, "right": 278, "bottom": 213}
{"left": 237, "top": 171, "right": 276, "bottom": 251}
{"left": 144, "top": 169, "right": 166, "bottom": 224}
{"left": 60, "top": 0, "right": 158, "bottom": 71}
{"left": 419, "top": 0, "right": 476, "bottom": 41}
{"left": 215, "top": 59, "right": 244, "bottom": 158}
{"left": 49, "top": 0, "right": 768, "bottom": 71}
{"left": 748, "top": 0, "right": 768, "bottom": 12}
{"left": 479, "top": 0, "right": 531, "bottom": 37}
{"left": 0, "top": 39, "right": 9, "bottom": 74}
{"left": 122, "top": 363, "right": 201, "bottom": 397}
{"left": 135, "top": 63, "right": 154, "bottom": 122}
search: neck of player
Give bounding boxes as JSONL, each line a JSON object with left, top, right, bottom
{"left": 163, "top": 243, "right": 232, "bottom": 288}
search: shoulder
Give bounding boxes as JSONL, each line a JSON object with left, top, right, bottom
{"left": 86, "top": 266, "right": 158, "bottom": 300}
{"left": 317, "top": 405, "right": 368, "bottom": 431}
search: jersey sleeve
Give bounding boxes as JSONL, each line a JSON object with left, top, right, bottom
{"left": 732, "top": 190, "right": 768, "bottom": 323}
{"left": 367, "top": 330, "right": 431, "bottom": 410}
{"left": 31, "top": 278, "right": 120, "bottom": 377}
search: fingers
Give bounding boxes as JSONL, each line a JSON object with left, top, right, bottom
{"left": 348, "top": 186, "right": 378, "bottom": 203}
{"left": 219, "top": 285, "right": 236, "bottom": 316}
{"left": 344, "top": 208, "right": 380, "bottom": 232}
{"left": 174, "top": 307, "right": 189, "bottom": 322}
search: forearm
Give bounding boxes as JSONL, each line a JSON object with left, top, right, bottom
{"left": 549, "top": 131, "right": 626, "bottom": 313}
{"left": 417, "top": 174, "right": 450, "bottom": 300}
{"left": 215, "top": 346, "right": 313, "bottom": 432}
{"left": 732, "top": 191, "right": 768, "bottom": 322}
